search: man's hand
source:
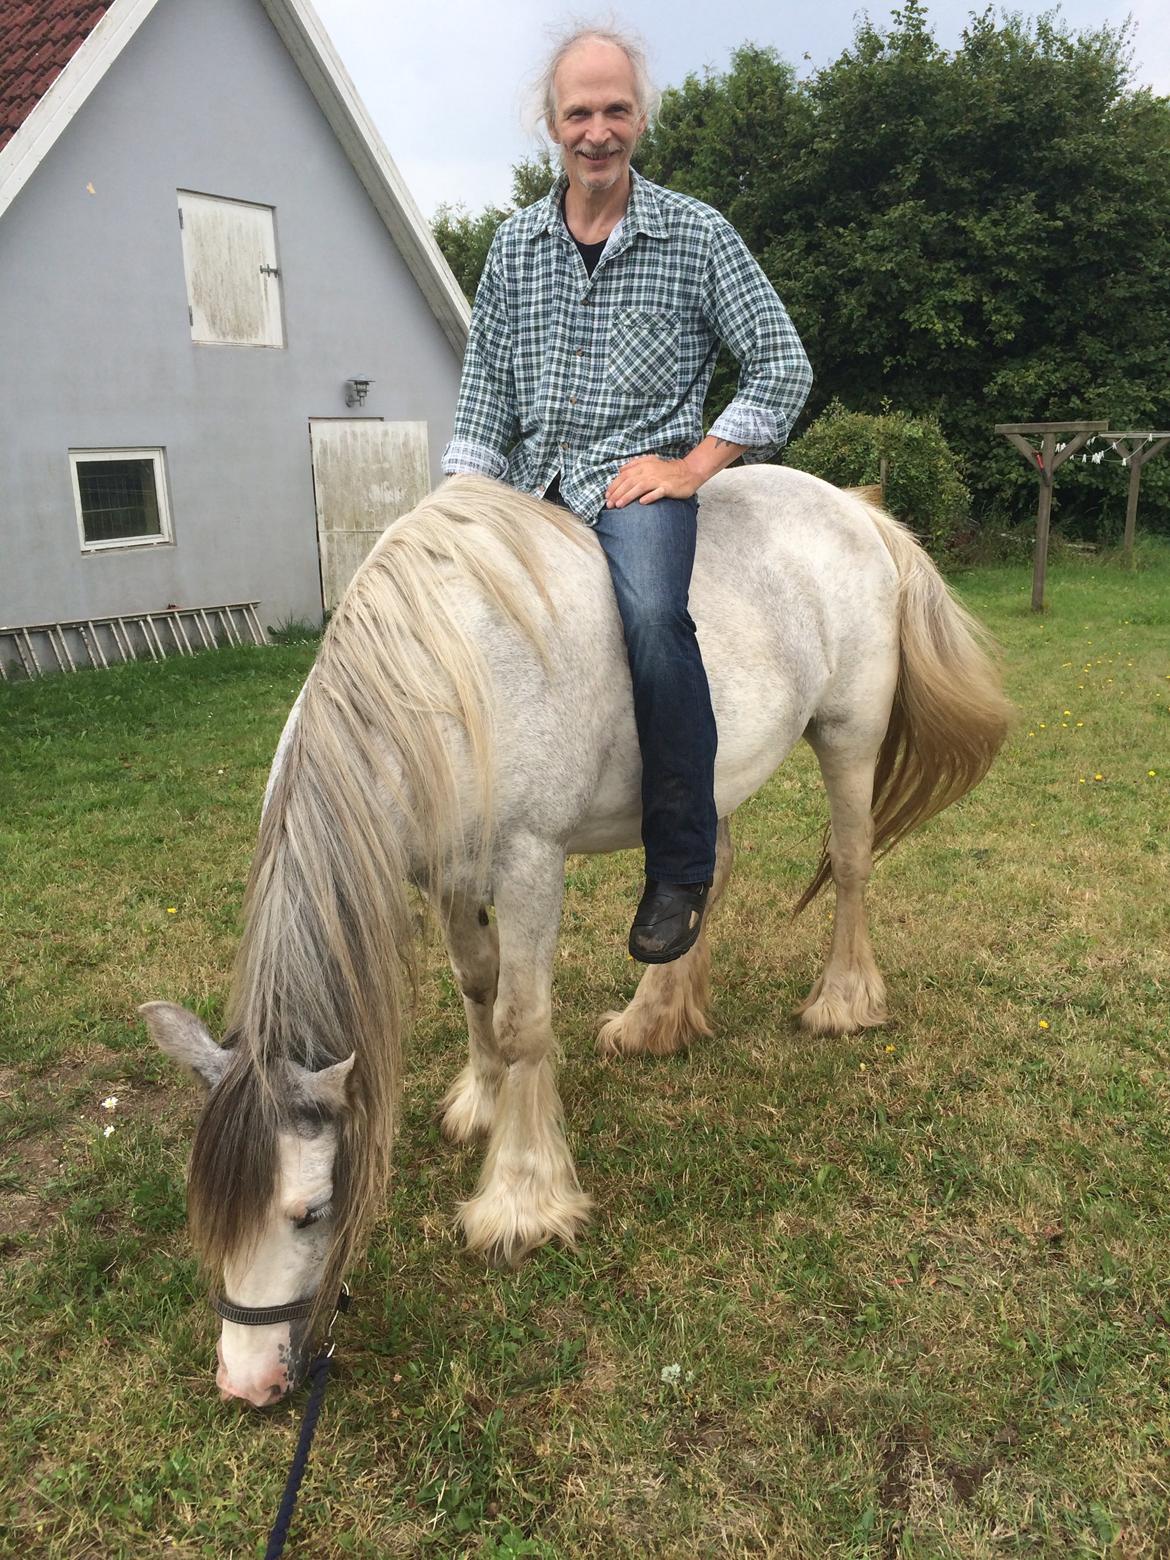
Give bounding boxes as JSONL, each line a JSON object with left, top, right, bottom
{"left": 603, "top": 437, "right": 750, "bottom": 509}
{"left": 605, "top": 455, "right": 700, "bottom": 508}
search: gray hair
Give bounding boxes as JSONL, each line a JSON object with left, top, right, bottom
{"left": 535, "top": 22, "right": 661, "bottom": 129}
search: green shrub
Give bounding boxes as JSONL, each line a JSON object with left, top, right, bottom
{"left": 783, "top": 401, "right": 970, "bottom": 554}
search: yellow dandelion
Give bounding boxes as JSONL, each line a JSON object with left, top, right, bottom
{"left": 1149, "top": 770, "right": 1158, "bottom": 778}
{"left": 1078, "top": 777, "right": 1086, "bottom": 785}
{"left": 1028, "top": 730, "right": 1036, "bottom": 737}
{"left": 884, "top": 1044, "right": 896, "bottom": 1054}
{"left": 859, "top": 1062, "right": 867, "bottom": 1072}
{"left": 1075, "top": 721, "right": 1083, "bottom": 728}
{"left": 1094, "top": 773, "right": 1104, "bottom": 782}
{"left": 1063, "top": 710, "right": 1071, "bottom": 716}
{"left": 1039, "top": 722, "right": 1047, "bottom": 729}
{"left": 166, "top": 907, "right": 177, "bottom": 915}
{"left": 1038, "top": 1019, "right": 1049, "bottom": 1030}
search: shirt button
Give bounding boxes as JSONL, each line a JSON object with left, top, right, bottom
{"left": 568, "top": 396, "right": 577, "bottom": 405}
{"left": 576, "top": 348, "right": 585, "bottom": 356}
{"left": 560, "top": 441, "right": 568, "bottom": 449}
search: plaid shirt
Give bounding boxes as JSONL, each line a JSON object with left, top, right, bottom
{"left": 441, "top": 170, "right": 812, "bottom": 518}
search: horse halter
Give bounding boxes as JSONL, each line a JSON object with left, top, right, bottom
{"left": 212, "top": 1285, "right": 351, "bottom": 1350}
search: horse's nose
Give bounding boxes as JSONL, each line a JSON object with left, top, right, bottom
{"left": 217, "top": 1362, "right": 289, "bottom": 1406}
{"left": 216, "top": 1345, "right": 289, "bottom": 1407}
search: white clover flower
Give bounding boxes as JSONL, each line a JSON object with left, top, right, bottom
{"left": 660, "top": 1363, "right": 681, "bottom": 1385}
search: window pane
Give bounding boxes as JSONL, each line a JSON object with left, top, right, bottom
{"left": 77, "top": 459, "right": 161, "bottom": 543}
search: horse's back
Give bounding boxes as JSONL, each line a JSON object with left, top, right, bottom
{"left": 486, "top": 465, "right": 902, "bottom": 852}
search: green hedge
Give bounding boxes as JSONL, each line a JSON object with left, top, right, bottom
{"left": 783, "top": 401, "right": 970, "bottom": 554}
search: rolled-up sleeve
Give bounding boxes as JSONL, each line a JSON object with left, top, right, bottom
{"left": 701, "top": 218, "right": 812, "bottom": 462}
{"left": 441, "top": 238, "right": 521, "bottom": 478}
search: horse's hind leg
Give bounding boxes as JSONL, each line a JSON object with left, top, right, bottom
{"left": 596, "top": 817, "right": 733, "bottom": 1058}
{"left": 458, "top": 837, "right": 593, "bottom": 1265}
{"left": 436, "top": 894, "right": 503, "bottom": 1143}
{"left": 797, "top": 743, "right": 888, "bottom": 1036}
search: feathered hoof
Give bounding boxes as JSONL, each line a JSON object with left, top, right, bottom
{"left": 457, "top": 1174, "right": 593, "bottom": 1267}
{"left": 595, "top": 1004, "right": 709, "bottom": 1059}
{"left": 796, "top": 974, "right": 888, "bottom": 1036}
{"left": 439, "top": 1065, "right": 498, "bottom": 1143}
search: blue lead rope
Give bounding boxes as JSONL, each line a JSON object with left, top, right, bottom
{"left": 263, "top": 1286, "right": 351, "bottom": 1560}
{"left": 264, "top": 1350, "right": 335, "bottom": 1560}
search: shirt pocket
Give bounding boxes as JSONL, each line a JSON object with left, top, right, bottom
{"left": 607, "top": 309, "right": 681, "bottom": 398}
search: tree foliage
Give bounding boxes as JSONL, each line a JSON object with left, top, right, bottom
{"left": 433, "top": 5, "right": 1170, "bottom": 533}
{"left": 432, "top": 153, "right": 556, "bottom": 302}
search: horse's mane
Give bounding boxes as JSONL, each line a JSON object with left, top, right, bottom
{"left": 186, "top": 478, "right": 588, "bottom": 1328}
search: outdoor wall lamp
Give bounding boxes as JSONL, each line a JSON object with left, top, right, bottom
{"left": 345, "top": 376, "right": 374, "bottom": 408}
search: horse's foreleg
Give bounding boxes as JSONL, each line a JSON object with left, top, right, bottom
{"left": 798, "top": 746, "right": 887, "bottom": 1035}
{"left": 457, "top": 838, "right": 592, "bottom": 1266}
{"left": 436, "top": 894, "right": 503, "bottom": 1143}
{"left": 596, "top": 818, "right": 733, "bottom": 1058}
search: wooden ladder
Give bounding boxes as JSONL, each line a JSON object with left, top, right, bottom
{"left": 0, "top": 603, "right": 268, "bottom": 680}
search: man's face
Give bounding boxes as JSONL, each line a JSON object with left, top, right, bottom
{"left": 548, "top": 40, "right": 647, "bottom": 196}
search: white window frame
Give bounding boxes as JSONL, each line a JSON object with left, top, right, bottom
{"left": 70, "top": 448, "right": 175, "bottom": 553}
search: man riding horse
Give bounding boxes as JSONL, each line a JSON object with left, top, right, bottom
{"left": 442, "top": 25, "right": 813, "bottom": 963}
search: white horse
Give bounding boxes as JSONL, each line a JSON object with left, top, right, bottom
{"left": 141, "top": 467, "right": 1009, "bottom": 1406}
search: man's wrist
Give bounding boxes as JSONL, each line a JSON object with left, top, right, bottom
{"left": 682, "top": 436, "right": 747, "bottom": 488}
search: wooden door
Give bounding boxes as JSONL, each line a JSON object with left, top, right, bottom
{"left": 177, "top": 191, "right": 285, "bottom": 347}
{"left": 309, "top": 419, "right": 430, "bottom": 611}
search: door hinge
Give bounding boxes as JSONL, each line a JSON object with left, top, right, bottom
{"left": 259, "top": 264, "right": 280, "bottom": 277}
{"left": 177, "top": 207, "right": 183, "bottom": 229}
{"left": 188, "top": 306, "right": 194, "bottom": 325}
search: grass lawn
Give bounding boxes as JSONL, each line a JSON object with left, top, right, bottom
{"left": 2, "top": 544, "right": 1169, "bottom": 1558}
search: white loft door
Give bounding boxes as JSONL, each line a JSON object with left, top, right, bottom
{"left": 177, "top": 191, "right": 285, "bottom": 347}
{"left": 309, "top": 419, "right": 430, "bottom": 611}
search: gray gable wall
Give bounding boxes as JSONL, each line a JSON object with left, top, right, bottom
{"left": 0, "top": 0, "right": 463, "bottom": 633}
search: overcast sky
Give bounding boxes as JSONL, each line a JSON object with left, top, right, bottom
{"left": 310, "top": 0, "right": 1170, "bottom": 220}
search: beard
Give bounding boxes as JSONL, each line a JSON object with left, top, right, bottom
{"left": 564, "top": 144, "right": 631, "bottom": 193}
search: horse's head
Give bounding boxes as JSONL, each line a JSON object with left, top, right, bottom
{"left": 141, "top": 1002, "right": 353, "bottom": 1408}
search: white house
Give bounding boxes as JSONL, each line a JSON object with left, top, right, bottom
{"left": 0, "top": 0, "right": 470, "bottom": 676}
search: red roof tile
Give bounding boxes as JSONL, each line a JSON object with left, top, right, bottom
{"left": 0, "top": 1, "right": 110, "bottom": 153}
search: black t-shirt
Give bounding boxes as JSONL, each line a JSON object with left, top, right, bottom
{"left": 573, "top": 234, "right": 606, "bottom": 276}
{"left": 563, "top": 193, "right": 608, "bottom": 277}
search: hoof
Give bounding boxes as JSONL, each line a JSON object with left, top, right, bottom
{"left": 457, "top": 1174, "right": 593, "bottom": 1266}
{"left": 439, "top": 1064, "right": 499, "bottom": 1143}
{"left": 796, "top": 974, "right": 887, "bottom": 1036}
{"left": 595, "top": 1005, "right": 707, "bottom": 1059}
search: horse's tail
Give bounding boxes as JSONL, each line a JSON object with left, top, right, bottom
{"left": 797, "top": 494, "right": 1011, "bottom": 910}
{"left": 190, "top": 476, "right": 585, "bottom": 1329}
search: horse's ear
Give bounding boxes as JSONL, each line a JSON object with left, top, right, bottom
{"left": 293, "top": 1054, "right": 355, "bottom": 1115}
{"left": 139, "top": 1002, "right": 230, "bottom": 1092}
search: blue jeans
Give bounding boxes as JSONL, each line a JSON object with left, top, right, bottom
{"left": 592, "top": 496, "right": 718, "bottom": 884}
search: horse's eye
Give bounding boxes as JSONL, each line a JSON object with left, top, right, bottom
{"left": 293, "top": 1201, "right": 332, "bottom": 1231}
